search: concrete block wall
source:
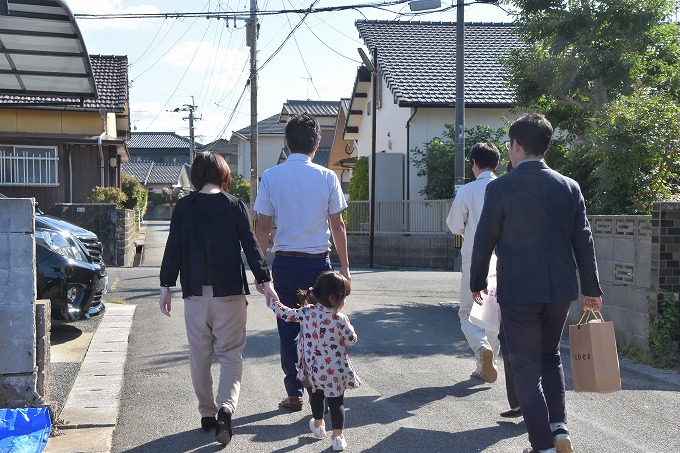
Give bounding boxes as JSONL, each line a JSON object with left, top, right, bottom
{"left": 0, "top": 198, "right": 42, "bottom": 407}
{"left": 347, "top": 235, "right": 459, "bottom": 270}
{"left": 572, "top": 215, "right": 654, "bottom": 349}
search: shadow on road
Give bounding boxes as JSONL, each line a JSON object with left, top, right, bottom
{"left": 50, "top": 324, "right": 83, "bottom": 345}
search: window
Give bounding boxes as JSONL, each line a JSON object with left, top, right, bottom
{"left": 0, "top": 146, "right": 58, "bottom": 186}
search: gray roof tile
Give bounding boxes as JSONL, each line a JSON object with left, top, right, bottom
{"left": 121, "top": 161, "right": 153, "bottom": 183}
{"left": 0, "top": 55, "right": 129, "bottom": 111}
{"left": 282, "top": 100, "right": 339, "bottom": 118}
{"left": 236, "top": 114, "right": 286, "bottom": 136}
{"left": 127, "top": 132, "right": 195, "bottom": 149}
{"left": 356, "top": 21, "right": 523, "bottom": 106}
{"left": 122, "top": 161, "right": 187, "bottom": 185}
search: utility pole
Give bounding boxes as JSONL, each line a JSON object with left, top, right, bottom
{"left": 247, "top": 0, "right": 258, "bottom": 219}
{"left": 172, "top": 96, "right": 199, "bottom": 165}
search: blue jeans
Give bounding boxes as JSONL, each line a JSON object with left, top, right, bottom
{"left": 272, "top": 254, "right": 332, "bottom": 397}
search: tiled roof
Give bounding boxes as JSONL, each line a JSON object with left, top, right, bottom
{"left": 235, "top": 114, "right": 286, "bottom": 137}
{"left": 280, "top": 147, "right": 330, "bottom": 167}
{"left": 202, "top": 139, "right": 238, "bottom": 155}
{"left": 0, "top": 55, "right": 129, "bottom": 111}
{"left": 121, "top": 162, "right": 153, "bottom": 183}
{"left": 148, "top": 163, "right": 187, "bottom": 184}
{"left": 127, "top": 132, "right": 194, "bottom": 149}
{"left": 122, "top": 161, "right": 187, "bottom": 185}
{"left": 281, "top": 100, "right": 340, "bottom": 118}
{"left": 355, "top": 21, "right": 523, "bottom": 106}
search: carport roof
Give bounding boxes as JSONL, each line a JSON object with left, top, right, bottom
{"left": 0, "top": 0, "right": 97, "bottom": 101}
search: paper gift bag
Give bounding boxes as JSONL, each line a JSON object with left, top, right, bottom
{"left": 470, "top": 280, "right": 500, "bottom": 334}
{"left": 470, "top": 255, "right": 500, "bottom": 334}
{"left": 569, "top": 310, "right": 621, "bottom": 393}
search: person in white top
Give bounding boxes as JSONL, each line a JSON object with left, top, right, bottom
{"left": 446, "top": 142, "right": 501, "bottom": 383}
{"left": 254, "top": 112, "right": 350, "bottom": 412}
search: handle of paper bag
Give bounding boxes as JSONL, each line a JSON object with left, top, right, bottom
{"left": 577, "top": 308, "right": 605, "bottom": 325}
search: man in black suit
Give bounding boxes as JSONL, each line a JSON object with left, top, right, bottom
{"left": 470, "top": 114, "right": 603, "bottom": 453}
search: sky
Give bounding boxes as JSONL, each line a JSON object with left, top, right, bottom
{"left": 66, "top": 0, "right": 512, "bottom": 145}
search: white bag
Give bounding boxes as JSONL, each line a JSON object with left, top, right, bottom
{"left": 469, "top": 256, "right": 500, "bottom": 334}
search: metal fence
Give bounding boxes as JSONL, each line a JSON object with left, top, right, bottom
{"left": 345, "top": 199, "right": 453, "bottom": 235}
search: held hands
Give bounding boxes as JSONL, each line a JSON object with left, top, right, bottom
{"left": 256, "top": 280, "right": 279, "bottom": 303}
{"left": 582, "top": 295, "right": 603, "bottom": 311}
{"left": 159, "top": 290, "right": 172, "bottom": 317}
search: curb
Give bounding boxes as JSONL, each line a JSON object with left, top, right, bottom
{"left": 45, "top": 304, "right": 136, "bottom": 453}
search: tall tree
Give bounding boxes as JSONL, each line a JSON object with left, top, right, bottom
{"left": 503, "top": 0, "right": 680, "bottom": 213}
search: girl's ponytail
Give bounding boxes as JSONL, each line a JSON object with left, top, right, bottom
{"left": 295, "top": 286, "right": 315, "bottom": 307}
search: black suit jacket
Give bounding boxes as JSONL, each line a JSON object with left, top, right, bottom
{"left": 470, "top": 160, "right": 602, "bottom": 304}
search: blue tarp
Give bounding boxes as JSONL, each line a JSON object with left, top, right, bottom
{"left": 0, "top": 408, "right": 51, "bottom": 453}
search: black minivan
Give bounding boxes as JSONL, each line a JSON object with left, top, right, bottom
{"left": 35, "top": 212, "right": 108, "bottom": 322}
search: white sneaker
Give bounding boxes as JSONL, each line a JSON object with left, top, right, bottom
{"left": 308, "top": 418, "right": 326, "bottom": 438}
{"left": 332, "top": 434, "right": 348, "bottom": 451}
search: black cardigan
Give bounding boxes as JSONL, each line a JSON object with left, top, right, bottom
{"left": 159, "top": 191, "right": 271, "bottom": 298}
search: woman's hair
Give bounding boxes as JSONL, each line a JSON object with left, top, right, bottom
{"left": 296, "top": 271, "right": 351, "bottom": 309}
{"left": 190, "top": 151, "right": 232, "bottom": 192}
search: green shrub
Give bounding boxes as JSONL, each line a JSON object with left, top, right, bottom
{"left": 89, "top": 186, "right": 127, "bottom": 208}
{"left": 229, "top": 173, "right": 250, "bottom": 202}
{"left": 348, "top": 156, "right": 369, "bottom": 200}
{"left": 120, "top": 173, "right": 147, "bottom": 217}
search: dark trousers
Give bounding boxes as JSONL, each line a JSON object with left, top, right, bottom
{"left": 498, "top": 321, "right": 519, "bottom": 409}
{"left": 500, "top": 301, "right": 571, "bottom": 451}
{"left": 308, "top": 388, "right": 345, "bottom": 430}
{"left": 272, "top": 255, "right": 332, "bottom": 397}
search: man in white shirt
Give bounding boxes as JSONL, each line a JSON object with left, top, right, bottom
{"left": 446, "top": 142, "right": 501, "bottom": 383}
{"left": 254, "top": 112, "right": 350, "bottom": 411}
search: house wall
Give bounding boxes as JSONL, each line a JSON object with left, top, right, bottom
{"left": 237, "top": 135, "right": 285, "bottom": 180}
{"left": 0, "top": 109, "right": 103, "bottom": 135}
{"left": 353, "top": 76, "right": 517, "bottom": 201}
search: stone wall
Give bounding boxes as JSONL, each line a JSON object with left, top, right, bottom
{"left": 56, "top": 203, "right": 136, "bottom": 266}
{"left": 0, "top": 198, "right": 42, "bottom": 407}
{"left": 144, "top": 205, "right": 173, "bottom": 220}
{"left": 116, "top": 209, "right": 135, "bottom": 267}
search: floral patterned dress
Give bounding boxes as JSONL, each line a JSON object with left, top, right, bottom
{"left": 267, "top": 299, "right": 361, "bottom": 397}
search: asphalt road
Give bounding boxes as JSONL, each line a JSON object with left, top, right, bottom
{"left": 103, "top": 260, "right": 680, "bottom": 453}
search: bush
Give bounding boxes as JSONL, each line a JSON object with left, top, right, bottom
{"left": 229, "top": 173, "right": 250, "bottom": 202}
{"left": 120, "top": 173, "right": 147, "bottom": 217}
{"left": 89, "top": 186, "right": 127, "bottom": 208}
{"left": 348, "top": 156, "right": 369, "bottom": 200}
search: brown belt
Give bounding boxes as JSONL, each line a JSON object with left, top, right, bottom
{"left": 275, "top": 251, "right": 330, "bottom": 259}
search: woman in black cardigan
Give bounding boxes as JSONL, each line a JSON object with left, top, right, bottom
{"left": 159, "top": 151, "right": 277, "bottom": 445}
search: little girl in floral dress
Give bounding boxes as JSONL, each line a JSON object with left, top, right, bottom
{"left": 266, "top": 270, "right": 360, "bottom": 451}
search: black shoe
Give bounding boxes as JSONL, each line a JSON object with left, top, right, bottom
{"left": 215, "top": 408, "right": 233, "bottom": 445}
{"left": 500, "top": 408, "right": 523, "bottom": 418}
{"left": 201, "top": 416, "right": 217, "bottom": 432}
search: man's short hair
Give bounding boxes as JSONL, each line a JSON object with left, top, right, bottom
{"left": 190, "top": 151, "right": 232, "bottom": 192}
{"left": 508, "top": 113, "right": 553, "bottom": 156}
{"left": 285, "top": 112, "right": 321, "bottom": 154}
{"left": 469, "top": 142, "right": 500, "bottom": 170}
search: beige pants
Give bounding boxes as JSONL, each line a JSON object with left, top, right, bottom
{"left": 184, "top": 286, "right": 247, "bottom": 417}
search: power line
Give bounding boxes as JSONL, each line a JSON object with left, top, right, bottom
{"left": 74, "top": 0, "right": 413, "bottom": 20}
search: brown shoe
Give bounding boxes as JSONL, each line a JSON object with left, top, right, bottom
{"left": 480, "top": 347, "right": 498, "bottom": 383}
{"left": 279, "top": 396, "right": 303, "bottom": 411}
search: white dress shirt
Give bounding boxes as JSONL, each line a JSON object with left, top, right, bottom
{"left": 446, "top": 170, "right": 497, "bottom": 262}
{"left": 253, "top": 153, "right": 347, "bottom": 254}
